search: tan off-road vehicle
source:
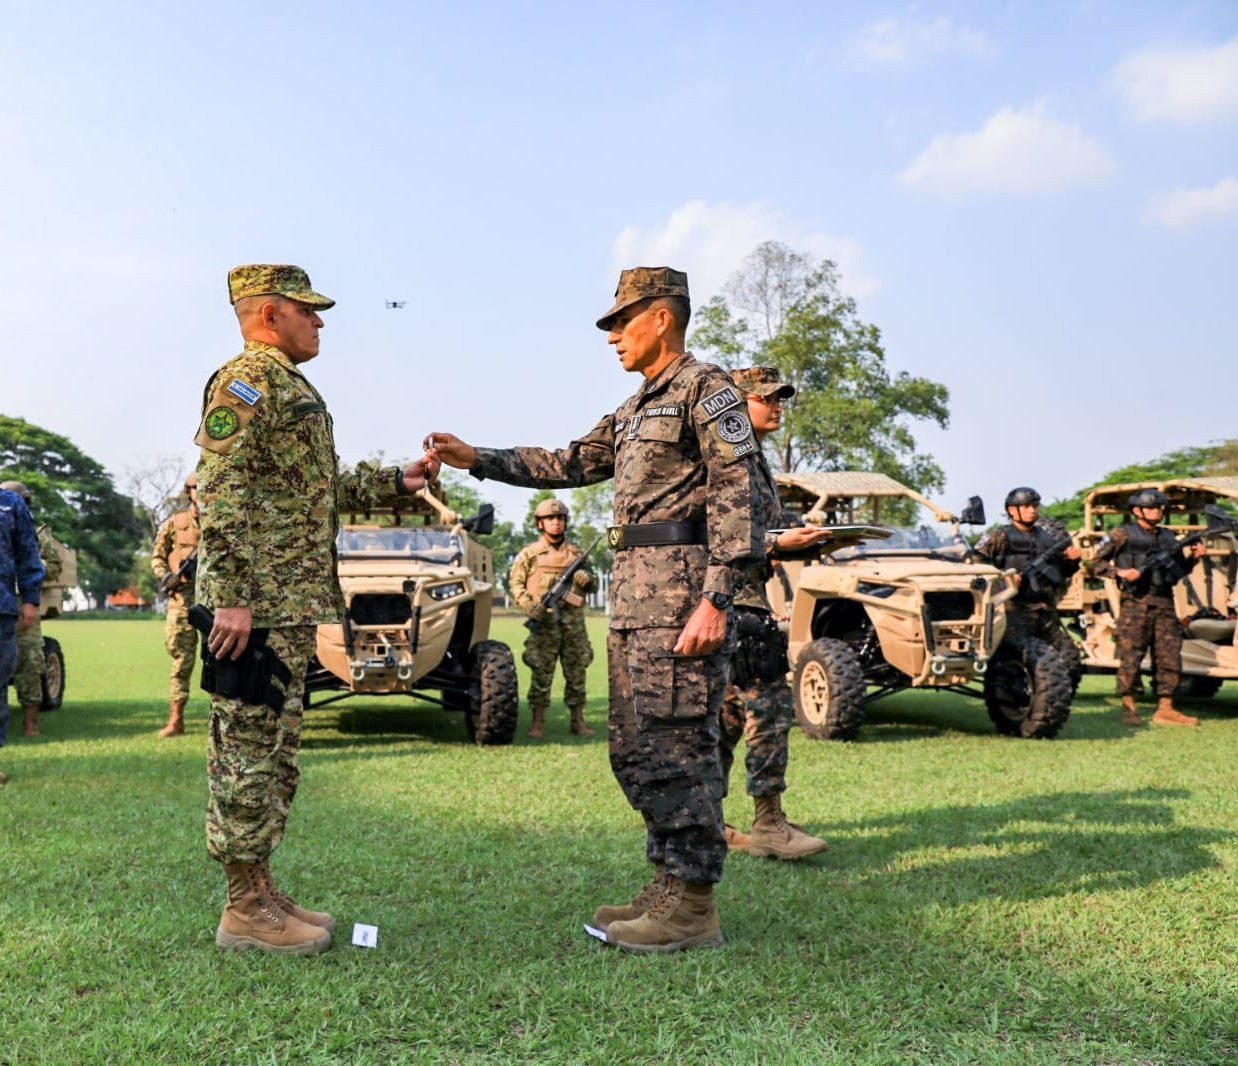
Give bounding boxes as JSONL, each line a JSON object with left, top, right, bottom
{"left": 303, "top": 489, "right": 519, "bottom": 745}
{"left": 1060, "top": 478, "right": 1238, "bottom": 698}
{"left": 774, "top": 472, "right": 1075, "bottom": 740}
{"left": 36, "top": 532, "right": 76, "bottom": 710}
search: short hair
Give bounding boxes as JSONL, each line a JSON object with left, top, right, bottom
{"left": 652, "top": 295, "right": 691, "bottom": 332}
{"left": 233, "top": 293, "right": 288, "bottom": 322}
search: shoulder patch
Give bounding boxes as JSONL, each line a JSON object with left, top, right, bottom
{"left": 195, "top": 375, "right": 264, "bottom": 455}
{"left": 226, "top": 379, "right": 263, "bottom": 405}
{"left": 204, "top": 406, "right": 239, "bottom": 440}
{"left": 695, "top": 386, "right": 742, "bottom": 422}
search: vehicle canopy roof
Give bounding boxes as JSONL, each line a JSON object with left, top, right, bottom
{"left": 1083, "top": 477, "right": 1238, "bottom": 530}
{"left": 339, "top": 485, "right": 463, "bottom": 527}
{"left": 775, "top": 471, "right": 954, "bottom": 524}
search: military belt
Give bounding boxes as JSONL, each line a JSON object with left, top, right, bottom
{"left": 607, "top": 520, "right": 707, "bottom": 550}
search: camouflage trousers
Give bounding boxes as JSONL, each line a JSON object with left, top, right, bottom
{"left": 719, "top": 673, "right": 791, "bottom": 799}
{"left": 607, "top": 627, "right": 728, "bottom": 885}
{"left": 205, "top": 625, "right": 314, "bottom": 865}
{"left": 0, "top": 616, "right": 16, "bottom": 746}
{"left": 1115, "top": 595, "right": 1182, "bottom": 698}
{"left": 164, "top": 602, "right": 199, "bottom": 702}
{"left": 522, "top": 611, "right": 593, "bottom": 712}
{"left": 11, "top": 617, "right": 44, "bottom": 706}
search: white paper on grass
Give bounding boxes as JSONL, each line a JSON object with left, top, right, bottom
{"left": 352, "top": 922, "right": 379, "bottom": 948}
{"left": 583, "top": 923, "right": 607, "bottom": 942}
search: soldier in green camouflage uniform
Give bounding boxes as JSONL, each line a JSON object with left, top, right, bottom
{"left": 197, "top": 264, "right": 439, "bottom": 955}
{"left": 715, "top": 370, "right": 831, "bottom": 862}
{"left": 1, "top": 481, "right": 59, "bottom": 738}
{"left": 150, "top": 473, "right": 201, "bottom": 737}
{"left": 427, "top": 266, "right": 765, "bottom": 953}
{"left": 509, "top": 498, "right": 598, "bottom": 737}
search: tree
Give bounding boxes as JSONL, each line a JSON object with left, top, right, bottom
{"left": 124, "top": 454, "right": 193, "bottom": 540}
{"left": 570, "top": 482, "right": 615, "bottom": 573}
{"left": 0, "top": 415, "right": 146, "bottom": 605}
{"left": 692, "top": 241, "right": 950, "bottom": 494}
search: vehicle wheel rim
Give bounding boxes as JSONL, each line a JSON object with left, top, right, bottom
{"left": 800, "top": 661, "right": 831, "bottom": 726}
{"left": 45, "top": 656, "right": 62, "bottom": 699}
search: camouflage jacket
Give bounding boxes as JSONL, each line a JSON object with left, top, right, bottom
{"left": 971, "top": 521, "right": 1079, "bottom": 602}
{"left": 0, "top": 488, "right": 44, "bottom": 615}
{"left": 194, "top": 342, "right": 409, "bottom": 627}
{"left": 36, "top": 524, "right": 62, "bottom": 586}
{"left": 509, "top": 537, "right": 597, "bottom": 612}
{"left": 471, "top": 353, "right": 765, "bottom": 629}
{"left": 734, "top": 450, "right": 798, "bottom": 612}
{"left": 151, "top": 508, "right": 200, "bottom": 605}
{"left": 1088, "top": 522, "right": 1194, "bottom": 599}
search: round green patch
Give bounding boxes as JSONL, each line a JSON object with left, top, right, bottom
{"left": 204, "top": 406, "right": 240, "bottom": 440}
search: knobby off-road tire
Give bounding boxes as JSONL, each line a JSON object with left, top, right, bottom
{"left": 793, "top": 637, "right": 866, "bottom": 741}
{"left": 984, "top": 638, "right": 1072, "bottom": 739}
{"left": 40, "top": 636, "right": 65, "bottom": 711}
{"left": 1049, "top": 625, "right": 1084, "bottom": 697}
{"left": 465, "top": 640, "right": 518, "bottom": 746}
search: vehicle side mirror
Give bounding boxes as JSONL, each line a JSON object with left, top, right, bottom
{"left": 461, "top": 502, "right": 495, "bottom": 536}
{"left": 959, "top": 497, "right": 986, "bottom": 526}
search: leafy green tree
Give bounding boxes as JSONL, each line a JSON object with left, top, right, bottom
{"left": 0, "top": 415, "right": 145, "bottom": 605}
{"left": 692, "top": 241, "right": 950, "bottom": 494}
{"left": 570, "top": 482, "right": 615, "bottom": 573}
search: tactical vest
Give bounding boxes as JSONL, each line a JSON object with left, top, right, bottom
{"left": 168, "top": 509, "right": 201, "bottom": 572}
{"left": 1113, "top": 522, "right": 1172, "bottom": 572}
{"left": 999, "top": 524, "right": 1054, "bottom": 572}
{"left": 525, "top": 541, "right": 585, "bottom": 607}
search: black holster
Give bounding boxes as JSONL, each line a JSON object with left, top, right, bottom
{"left": 730, "top": 607, "right": 790, "bottom": 687}
{"left": 188, "top": 604, "right": 293, "bottom": 712}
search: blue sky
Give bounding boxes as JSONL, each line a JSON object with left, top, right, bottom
{"left": 3, "top": 1, "right": 1236, "bottom": 526}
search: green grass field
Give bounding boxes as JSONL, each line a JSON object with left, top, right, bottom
{"left": 2, "top": 617, "right": 1235, "bottom": 1064}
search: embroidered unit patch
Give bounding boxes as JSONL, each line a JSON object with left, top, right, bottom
{"left": 226, "top": 379, "right": 262, "bottom": 406}
{"left": 716, "top": 411, "right": 753, "bottom": 443}
{"left": 204, "top": 406, "right": 240, "bottom": 440}
{"left": 699, "top": 387, "right": 741, "bottom": 420}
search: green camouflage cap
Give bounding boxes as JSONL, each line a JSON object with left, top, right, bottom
{"left": 596, "top": 266, "right": 690, "bottom": 331}
{"left": 730, "top": 366, "right": 795, "bottom": 400}
{"left": 227, "top": 264, "right": 335, "bottom": 309}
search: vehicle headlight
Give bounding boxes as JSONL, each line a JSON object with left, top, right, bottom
{"left": 427, "top": 581, "right": 466, "bottom": 601}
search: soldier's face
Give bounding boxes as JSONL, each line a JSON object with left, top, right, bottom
{"left": 1135, "top": 505, "right": 1163, "bottom": 527}
{"left": 746, "top": 393, "right": 782, "bottom": 437}
{"left": 1009, "top": 503, "right": 1038, "bottom": 528}
{"left": 608, "top": 302, "right": 662, "bottom": 375}
{"left": 540, "top": 515, "right": 567, "bottom": 541}
{"left": 270, "top": 299, "right": 324, "bottom": 363}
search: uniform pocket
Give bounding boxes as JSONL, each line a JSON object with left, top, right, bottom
{"left": 631, "top": 628, "right": 708, "bottom": 725}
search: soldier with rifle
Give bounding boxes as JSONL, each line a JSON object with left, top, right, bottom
{"left": 1088, "top": 488, "right": 1207, "bottom": 727}
{"left": 971, "top": 487, "right": 1083, "bottom": 685}
{"left": 509, "top": 497, "right": 599, "bottom": 738}
{"left": 150, "top": 472, "right": 201, "bottom": 737}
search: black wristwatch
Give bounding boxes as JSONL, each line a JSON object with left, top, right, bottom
{"left": 704, "top": 590, "right": 733, "bottom": 610}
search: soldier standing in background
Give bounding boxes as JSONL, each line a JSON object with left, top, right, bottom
{"left": 0, "top": 484, "right": 44, "bottom": 784}
{"left": 197, "top": 264, "right": 438, "bottom": 954}
{"left": 150, "top": 472, "right": 200, "bottom": 737}
{"left": 1, "top": 481, "right": 59, "bottom": 737}
{"left": 1088, "top": 488, "right": 1205, "bottom": 727}
{"left": 426, "top": 266, "right": 765, "bottom": 953}
{"left": 509, "top": 497, "right": 598, "bottom": 738}
{"left": 717, "top": 369, "right": 831, "bottom": 861}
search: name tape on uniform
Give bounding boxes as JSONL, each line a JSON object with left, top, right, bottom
{"left": 226, "top": 379, "right": 263, "bottom": 406}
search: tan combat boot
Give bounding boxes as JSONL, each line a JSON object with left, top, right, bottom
{"left": 605, "top": 876, "right": 723, "bottom": 953}
{"left": 747, "top": 795, "right": 829, "bottom": 860}
{"left": 158, "top": 698, "right": 187, "bottom": 738}
{"left": 592, "top": 866, "right": 668, "bottom": 931}
{"left": 256, "top": 859, "right": 336, "bottom": 931}
{"left": 1152, "top": 698, "right": 1199, "bottom": 727}
{"left": 215, "top": 863, "right": 331, "bottom": 954}
{"left": 724, "top": 824, "right": 751, "bottom": 852}
{"left": 526, "top": 708, "right": 546, "bottom": 738}
{"left": 1120, "top": 695, "right": 1144, "bottom": 727}
{"left": 22, "top": 704, "right": 40, "bottom": 737}
{"left": 568, "top": 707, "right": 595, "bottom": 736}
{"left": 0, "top": 769, "right": 7, "bottom": 785}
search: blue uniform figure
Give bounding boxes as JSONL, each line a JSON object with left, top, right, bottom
{"left": 0, "top": 486, "right": 45, "bottom": 771}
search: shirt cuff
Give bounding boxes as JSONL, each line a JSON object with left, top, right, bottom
{"left": 702, "top": 564, "right": 741, "bottom": 598}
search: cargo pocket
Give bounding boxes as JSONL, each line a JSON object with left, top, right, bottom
{"left": 631, "top": 628, "right": 709, "bottom": 727}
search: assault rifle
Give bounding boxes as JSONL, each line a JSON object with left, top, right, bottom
{"left": 1021, "top": 535, "right": 1076, "bottom": 597}
{"left": 524, "top": 533, "right": 602, "bottom": 632}
{"left": 1131, "top": 504, "right": 1236, "bottom": 592}
{"left": 159, "top": 549, "right": 198, "bottom": 595}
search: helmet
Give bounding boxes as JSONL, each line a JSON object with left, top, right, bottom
{"left": 1129, "top": 488, "right": 1170, "bottom": 510}
{"left": 534, "top": 498, "right": 569, "bottom": 522}
{"left": 0, "top": 480, "right": 31, "bottom": 503}
{"left": 1004, "top": 486, "right": 1041, "bottom": 509}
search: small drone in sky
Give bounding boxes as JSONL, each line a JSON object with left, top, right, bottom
{"left": 385, "top": 300, "right": 407, "bottom": 309}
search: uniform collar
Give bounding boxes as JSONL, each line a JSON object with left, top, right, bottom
{"left": 638, "top": 351, "right": 694, "bottom": 400}
{"left": 243, "top": 340, "right": 306, "bottom": 377}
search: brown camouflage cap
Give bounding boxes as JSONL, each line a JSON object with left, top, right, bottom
{"left": 730, "top": 366, "right": 795, "bottom": 400}
{"left": 227, "top": 264, "right": 335, "bottom": 309}
{"left": 596, "top": 266, "right": 690, "bottom": 331}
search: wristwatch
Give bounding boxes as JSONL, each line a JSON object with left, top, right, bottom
{"left": 704, "top": 590, "right": 733, "bottom": 610}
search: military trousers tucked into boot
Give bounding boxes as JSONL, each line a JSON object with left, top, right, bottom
{"left": 216, "top": 863, "right": 331, "bottom": 954}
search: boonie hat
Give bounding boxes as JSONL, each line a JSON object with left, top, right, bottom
{"left": 228, "top": 264, "right": 335, "bottom": 309}
{"left": 730, "top": 366, "right": 795, "bottom": 401}
{"left": 596, "top": 266, "right": 690, "bottom": 331}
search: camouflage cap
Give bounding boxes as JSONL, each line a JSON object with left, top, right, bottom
{"left": 596, "top": 266, "right": 690, "bottom": 331}
{"left": 729, "top": 366, "right": 795, "bottom": 400}
{"left": 227, "top": 264, "right": 335, "bottom": 309}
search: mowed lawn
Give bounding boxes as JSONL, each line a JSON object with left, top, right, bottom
{"left": 2, "top": 616, "right": 1235, "bottom": 1065}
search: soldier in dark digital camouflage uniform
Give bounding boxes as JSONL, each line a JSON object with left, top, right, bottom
{"left": 197, "top": 264, "right": 439, "bottom": 954}
{"left": 718, "top": 368, "right": 830, "bottom": 861}
{"left": 150, "top": 472, "right": 200, "bottom": 737}
{"left": 509, "top": 497, "right": 598, "bottom": 737}
{"left": 970, "top": 486, "right": 1082, "bottom": 679}
{"left": 1088, "top": 488, "right": 1205, "bottom": 727}
{"left": 426, "top": 266, "right": 764, "bottom": 953}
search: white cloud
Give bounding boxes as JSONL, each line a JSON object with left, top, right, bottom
{"left": 1111, "top": 38, "right": 1238, "bottom": 124}
{"left": 895, "top": 99, "right": 1116, "bottom": 199}
{"left": 850, "top": 15, "right": 992, "bottom": 67}
{"left": 610, "top": 200, "right": 880, "bottom": 304}
{"left": 1142, "top": 176, "right": 1238, "bottom": 227}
